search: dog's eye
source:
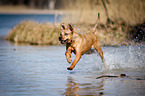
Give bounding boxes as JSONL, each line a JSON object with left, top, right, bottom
{"left": 60, "top": 34, "right": 62, "bottom": 36}
{"left": 65, "top": 33, "right": 68, "bottom": 35}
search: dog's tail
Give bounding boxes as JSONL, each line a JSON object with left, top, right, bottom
{"left": 92, "top": 13, "right": 100, "bottom": 33}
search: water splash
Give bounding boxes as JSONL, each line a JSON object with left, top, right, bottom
{"left": 104, "top": 46, "right": 145, "bottom": 69}
{"left": 70, "top": 46, "right": 145, "bottom": 73}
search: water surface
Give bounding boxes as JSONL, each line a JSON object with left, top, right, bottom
{"left": 0, "top": 39, "right": 145, "bottom": 96}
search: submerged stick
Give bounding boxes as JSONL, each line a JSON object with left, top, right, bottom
{"left": 96, "top": 74, "right": 126, "bottom": 79}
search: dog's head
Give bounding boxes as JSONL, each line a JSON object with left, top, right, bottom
{"left": 59, "top": 23, "right": 74, "bottom": 44}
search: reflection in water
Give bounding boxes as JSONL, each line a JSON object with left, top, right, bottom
{"left": 63, "top": 76, "right": 104, "bottom": 96}
{"left": 64, "top": 77, "right": 80, "bottom": 96}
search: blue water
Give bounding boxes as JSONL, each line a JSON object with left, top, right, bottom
{"left": 0, "top": 39, "right": 145, "bottom": 96}
{"left": 0, "top": 14, "right": 62, "bottom": 36}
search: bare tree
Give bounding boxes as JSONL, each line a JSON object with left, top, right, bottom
{"left": 48, "top": 0, "right": 56, "bottom": 10}
{"left": 37, "top": 0, "right": 43, "bottom": 9}
{"left": 18, "top": 0, "right": 24, "bottom": 5}
{"left": 101, "top": 0, "right": 114, "bottom": 24}
{"left": 29, "top": 0, "right": 36, "bottom": 8}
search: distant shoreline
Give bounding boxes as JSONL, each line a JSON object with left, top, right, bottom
{"left": 0, "top": 5, "right": 64, "bottom": 15}
{"left": 0, "top": 9, "right": 64, "bottom": 15}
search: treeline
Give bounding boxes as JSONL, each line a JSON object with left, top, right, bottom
{"left": 0, "top": 0, "right": 64, "bottom": 9}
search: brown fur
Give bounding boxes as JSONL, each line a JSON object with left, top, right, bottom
{"left": 59, "top": 23, "right": 108, "bottom": 70}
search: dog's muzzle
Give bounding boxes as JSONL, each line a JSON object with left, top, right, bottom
{"left": 59, "top": 37, "right": 68, "bottom": 44}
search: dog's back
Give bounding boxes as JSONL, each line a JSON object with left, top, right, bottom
{"left": 72, "top": 32, "right": 98, "bottom": 55}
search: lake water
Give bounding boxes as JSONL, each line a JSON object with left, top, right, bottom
{"left": 0, "top": 14, "right": 145, "bottom": 96}
{"left": 0, "top": 14, "right": 61, "bottom": 36}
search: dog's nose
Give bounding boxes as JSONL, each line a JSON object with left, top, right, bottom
{"left": 59, "top": 37, "right": 62, "bottom": 41}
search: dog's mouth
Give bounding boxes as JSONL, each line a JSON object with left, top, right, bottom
{"left": 60, "top": 39, "right": 68, "bottom": 44}
{"left": 59, "top": 37, "right": 69, "bottom": 44}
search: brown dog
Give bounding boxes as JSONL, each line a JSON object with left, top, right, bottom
{"left": 59, "top": 22, "right": 107, "bottom": 70}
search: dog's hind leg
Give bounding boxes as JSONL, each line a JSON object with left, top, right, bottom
{"left": 93, "top": 41, "right": 104, "bottom": 62}
{"left": 93, "top": 41, "right": 108, "bottom": 68}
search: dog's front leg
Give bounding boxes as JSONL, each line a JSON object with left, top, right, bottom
{"left": 65, "top": 51, "right": 72, "bottom": 63}
{"left": 67, "top": 52, "right": 81, "bottom": 70}
{"left": 65, "top": 46, "right": 72, "bottom": 63}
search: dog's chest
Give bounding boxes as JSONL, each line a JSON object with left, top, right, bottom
{"left": 70, "top": 45, "right": 76, "bottom": 54}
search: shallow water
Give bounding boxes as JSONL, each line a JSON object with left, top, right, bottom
{"left": 0, "top": 39, "right": 145, "bottom": 96}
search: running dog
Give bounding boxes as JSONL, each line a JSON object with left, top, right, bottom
{"left": 59, "top": 15, "right": 108, "bottom": 70}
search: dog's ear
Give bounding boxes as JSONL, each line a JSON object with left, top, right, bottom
{"left": 61, "top": 23, "right": 65, "bottom": 30}
{"left": 68, "top": 23, "right": 73, "bottom": 32}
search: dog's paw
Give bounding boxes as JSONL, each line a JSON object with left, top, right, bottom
{"left": 67, "top": 67, "right": 73, "bottom": 70}
{"left": 67, "top": 59, "right": 72, "bottom": 63}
